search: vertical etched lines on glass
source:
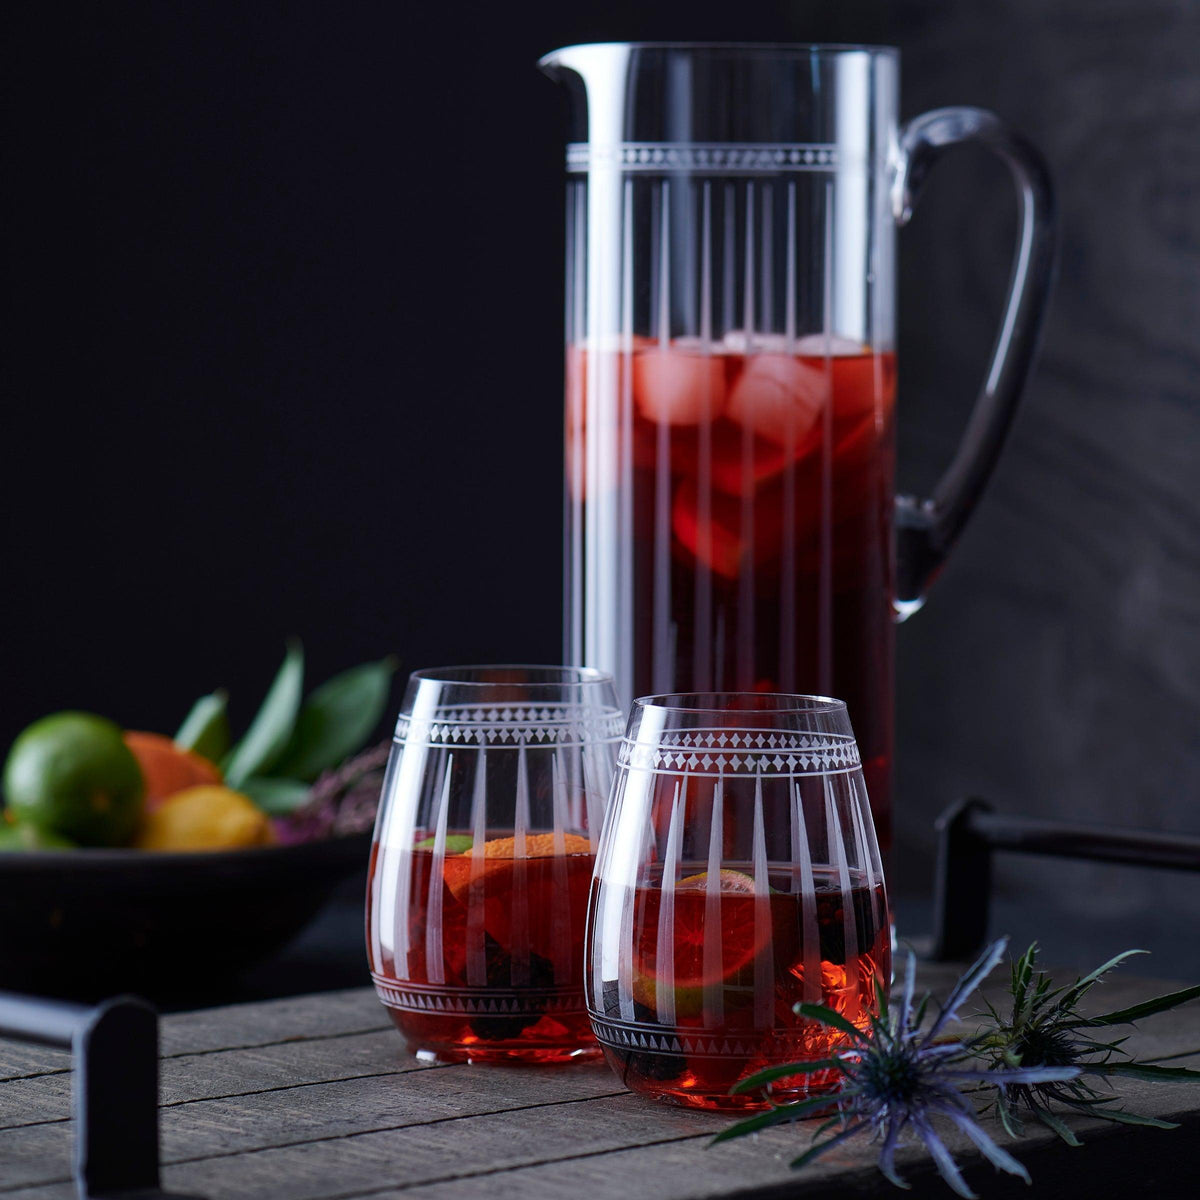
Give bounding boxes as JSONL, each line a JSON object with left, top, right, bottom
{"left": 390, "top": 765, "right": 421, "bottom": 978}
{"left": 619, "top": 177, "right": 636, "bottom": 700}
{"left": 760, "top": 183, "right": 774, "bottom": 334}
{"left": 654, "top": 779, "right": 687, "bottom": 1026}
{"left": 616, "top": 819, "right": 639, "bottom": 1024}
{"left": 465, "top": 746, "right": 489, "bottom": 988}
{"left": 825, "top": 776, "right": 861, "bottom": 1018}
{"left": 550, "top": 747, "right": 574, "bottom": 984}
{"left": 779, "top": 179, "right": 800, "bottom": 693}
{"left": 423, "top": 754, "right": 454, "bottom": 986}
{"left": 818, "top": 179, "right": 836, "bottom": 694}
{"left": 850, "top": 777, "right": 884, "bottom": 936}
{"left": 568, "top": 183, "right": 587, "bottom": 669}
{"left": 702, "top": 774, "right": 726, "bottom": 1026}
{"left": 694, "top": 178, "right": 715, "bottom": 691}
{"left": 593, "top": 768, "right": 628, "bottom": 1011}
{"left": 751, "top": 772, "right": 774, "bottom": 1028}
{"left": 511, "top": 744, "right": 532, "bottom": 986}
{"left": 722, "top": 182, "right": 736, "bottom": 336}
{"left": 653, "top": 178, "right": 674, "bottom": 693}
{"left": 790, "top": 781, "right": 822, "bottom": 1004}
{"left": 784, "top": 180, "right": 798, "bottom": 348}
{"left": 582, "top": 739, "right": 605, "bottom": 852}
{"left": 737, "top": 181, "right": 757, "bottom": 690}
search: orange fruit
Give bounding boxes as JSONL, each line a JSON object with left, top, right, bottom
{"left": 633, "top": 869, "right": 770, "bottom": 1015}
{"left": 673, "top": 869, "right": 766, "bottom": 985}
{"left": 123, "top": 731, "right": 221, "bottom": 809}
{"left": 442, "top": 832, "right": 592, "bottom": 903}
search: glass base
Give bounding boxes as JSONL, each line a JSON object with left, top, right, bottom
{"left": 598, "top": 1044, "right": 842, "bottom": 1111}
{"left": 374, "top": 977, "right": 599, "bottom": 1065}
{"left": 412, "top": 1041, "right": 602, "bottom": 1066}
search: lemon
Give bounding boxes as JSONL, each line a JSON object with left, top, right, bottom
{"left": 3, "top": 712, "right": 144, "bottom": 846}
{"left": 136, "top": 785, "right": 274, "bottom": 851}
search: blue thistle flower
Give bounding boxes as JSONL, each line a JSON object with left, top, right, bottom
{"left": 713, "top": 938, "right": 1080, "bottom": 1199}
{"left": 976, "top": 942, "right": 1200, "bottom": 1142}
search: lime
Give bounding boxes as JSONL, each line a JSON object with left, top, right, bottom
{"left": 0, "top": 821, "right": 77, "bottom": 851}
{"left": 414, "top": 833, "right": 474, "bottom": 854}
{"left": 3, "top": 712, "right": 145, "bottom": 846}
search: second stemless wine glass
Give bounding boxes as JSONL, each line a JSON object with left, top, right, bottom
{"left": 586, "top": 692, "right": 889, "bottom": 1109}
{"left": 367, "top": 665, "right": 623, "bottom": 1063}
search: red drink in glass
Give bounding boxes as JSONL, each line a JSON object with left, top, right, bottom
{"left": 368, "top": 833, "right": 597, "bottom": 1063}
{"left": 567, "top": 337, "right": 896, "bottom": 846}
{"left": 590, "top": 865, "right": 890, "bottom": 1110}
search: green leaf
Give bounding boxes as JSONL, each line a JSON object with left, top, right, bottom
{"left": 795, "top": 1003, "right": 868, "bottom": 1044}
{"left": 272, "top": 658, "right": 395, "bottom": 782}
{"left": 239, "top": 776, "right": 312, "bottom": 816}
{"left": 1032, "top": 1107, "right": 1082, "bottom": 1146}
{"left": 913, "top": 994, "right": 930, "bottom": 1029}
{"left": 223, "top": 642, "right": 305, "bottom": 787}
{"left": 790, "top": 1123, "right": 864, "bottom": 1170}
{"left": 996, "top": 1093, "right": 1025, "bottom": 1140}
{"left": 1012, "top": 943, "right": 1037, "bottom": 1015}
{"left": 174, "top": 690, "right": 230, "bottom": 762}
{"left": 1098, "top": 1062, "right": 1200, "bottom": 1083}
{"left": 730, "top": 1059, "right": 846, "bottom": 1092}
{"left": 1061, "top": 950, "right": 1148, "bottom": 1007}
{"left": 709, "top": 1097, "right": 832, "bottom": 1144}
{"left": 1092, "top": 1108, "right": 1179, "bottom": 1129}
{"left": 1088, "top": 984, "right": 1200, "bottom": 1027}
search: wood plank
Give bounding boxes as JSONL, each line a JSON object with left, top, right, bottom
{"left": 368, "top": 1087, "right": 1200, "bottom": 1200}
{"left": 0, "top": 970, "right": 1196, "bottom": 1199}
{"left": 0, "top": 1029, "right": 436, "bottom": 1130}
{"left": 0, "top": 987, "right": 388, "bottom": 1086}
{"left": 158, "top": 988, "right": 390, "bottom": 1057}
{"left": 0, "top": 1046, "right": 70, "bottom": 1086}
{"left": 0, "top": 1058, "right": 630, "bottom": 1190}
{"left": 157, "top": 1093, "right": 722, "bottom": 1200}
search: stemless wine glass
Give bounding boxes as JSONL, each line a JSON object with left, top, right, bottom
{"left": 367, "top": 665, "right": 623, "bottom": 1063}
{"left": 586, "top": 692, "right": 889, "bottom": 1109}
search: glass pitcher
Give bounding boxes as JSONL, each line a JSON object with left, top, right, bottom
{"left": 538, "top": 43, "right": 1055, "bottom": 849}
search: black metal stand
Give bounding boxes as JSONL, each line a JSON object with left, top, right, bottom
{"left": 932, "top": 798, "right": 1200, "bottom": 961}
{"left": 0, "top": 991, "right": 204, "bottom": 1199}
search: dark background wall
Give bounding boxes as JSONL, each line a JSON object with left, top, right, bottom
{"left": 4, "top": 3, "right": 1198, "bottom": 937}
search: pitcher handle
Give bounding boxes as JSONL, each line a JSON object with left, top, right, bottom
{"left": 892, "top": 107, "right": 1056, "bottom": 613}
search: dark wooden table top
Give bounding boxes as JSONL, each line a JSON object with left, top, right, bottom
{"left": 1, "top": 964, "right": 1197, "bottom": 1199}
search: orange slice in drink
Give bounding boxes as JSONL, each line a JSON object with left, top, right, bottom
{"left": 674, "top": 869, "right": 766, "bottom": 982}
{"left": 441, "top": 832, "right": 593, "bottom": 905}
{"left": 632, "top": 869, "right": 770, "bottom": 1016}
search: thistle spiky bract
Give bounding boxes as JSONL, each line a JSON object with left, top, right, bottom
{"left": 714, "top": 939, "right": 1079, "bottom": 1199}
{"left": 975, "top": 942, "right": 1200, "bottom": 1141}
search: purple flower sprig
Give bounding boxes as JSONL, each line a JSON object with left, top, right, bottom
{"left": 713, "top": 938, "right": 1079, "bottom": 1199}
{"left": 271, "top": 740, "right": 389, "bottom": 845}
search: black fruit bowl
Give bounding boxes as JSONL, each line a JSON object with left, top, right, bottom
{"left": 0, "top": 833, "right": 371, "bottom": 1001}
